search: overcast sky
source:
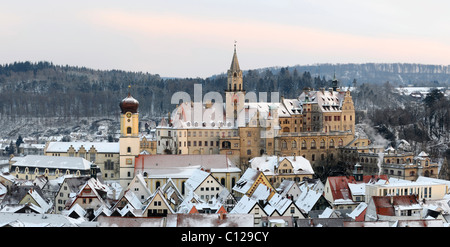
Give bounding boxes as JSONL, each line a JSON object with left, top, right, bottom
{"left": 1, "top": 0, "right": 449, "bottom": 78}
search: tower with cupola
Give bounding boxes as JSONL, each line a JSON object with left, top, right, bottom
{"left": 119, "top": 86, "right": 140, "bottom": 188}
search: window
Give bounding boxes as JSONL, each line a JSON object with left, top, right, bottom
{"left": 301, "top": 140, "right": 307, "bottom": 150}
{"left": 311, "top": 140, "right": 316, "bottom": 149}
{"left": 320, "top": 139, "right": 325, "bottom": 149}
{"left": 127, "top": 127, "right": 132, "bottom": 134}
{"left": 127, "top": 147, "right": 131, "bottom": 153}
{"left": 90, "top": 153, "right": 96, "bottom": 162}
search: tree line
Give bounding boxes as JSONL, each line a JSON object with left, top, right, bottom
{"left": 0, "top": 62, "right": 334, "bottom": 120}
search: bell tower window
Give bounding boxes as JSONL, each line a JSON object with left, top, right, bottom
{"left": 127, "top": 127, "right": 132, "bottom": 134}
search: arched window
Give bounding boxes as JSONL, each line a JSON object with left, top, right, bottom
{"left": 282, "top": 141, "right": 287, "bottom": 149}
{"left": 320, "top": 139, "right": 325, "bottom": 149}
{"left": 127, "top": 127, "right": 132, "bottom": 134}
{"left": 156, "top": 181, "right": 161, "bottom": 189}
{"left": 301, "top": 140, "right": 307, "bottom": 150}
{"left": 127, "top": 147, "right": 131, "bottom": 153}
{"left": 311, "top": 140, "right": 316, "bottom": 149}
{"left": 221, "top": 178, "right": 225, "bottom": 186}
{"left": 329, "top": 139, "right": 335, "bottom": 148}
{"left": 292, "top": 141, "right": 297, "bottom": 149}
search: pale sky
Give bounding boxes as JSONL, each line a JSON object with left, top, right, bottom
{"left": 1, "top": 0, "right": 449, "bottom": 78}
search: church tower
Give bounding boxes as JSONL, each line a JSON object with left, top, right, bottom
{"left": 225, "top": 44, "right": 245, "bottom": 125}
{"left": 119, "top": 86, "right": 140, "bottom": 188}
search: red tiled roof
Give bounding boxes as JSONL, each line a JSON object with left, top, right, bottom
{"left": 134, "top": 154, "right": 236, "bottom": 170}
{"left": 328, "top": 175, "right": 388, "bottom": 201}
{"left": 372, "top": 195, "right": 419, "bottom": 216}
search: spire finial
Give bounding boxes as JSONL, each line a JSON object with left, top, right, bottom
{"left": 128, "top": 84, "right": 131, "bottom": 96}
{"left": 234, "top": 40, "right": 237, "bottom": 51}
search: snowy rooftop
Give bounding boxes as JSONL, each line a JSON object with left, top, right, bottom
{"left": 46, "top": 141, "right": 119, "bottom": 153}
{"left": 232, "top": 168, "right": 260, "bottom": 195}
{"left": 0, "top": 212, "right": 84, "bottom": 227}
{"left": 185, "top": 169, "right": 210, "bottom": 192}
{"left": 250, "top": 155, "right": 314, "bottom": 175}
{"left": 11, "top": 155, "right": 92, "bottom": 170}
{"left": 135, "top": 154, "right": 241, "bottom": 174}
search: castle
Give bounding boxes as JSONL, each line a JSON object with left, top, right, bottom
{"left": 156, "top": 46, "right": 357, "bottom": 172}
{"left": 39, "top": 46, "right": 358, "bottom": 188}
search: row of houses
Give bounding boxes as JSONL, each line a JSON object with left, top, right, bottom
{"left": 1, "top": 151, "right": 450, "bottom": 227}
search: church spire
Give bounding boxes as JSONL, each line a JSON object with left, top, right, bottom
{"left": 229, "top": 41, "right": 241, "bottom": 72}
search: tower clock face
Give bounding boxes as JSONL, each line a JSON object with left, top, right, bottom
{"left": 126, "top": 112, "right": 132, "bottom": 118}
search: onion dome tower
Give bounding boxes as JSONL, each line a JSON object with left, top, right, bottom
{"left": 120, "top": 91, "right": 139, "bottom": 114}
{"left": 119, "top": 85, "right": 140, "bottom": 188}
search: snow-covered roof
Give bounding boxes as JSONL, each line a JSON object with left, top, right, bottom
{"left": 299, "top": 89, "right": 347, "bottom": 113}
{"left": 11, "top": 155, "right": 91, "bottom": 170}
{"left": 230, "top": 195, "right": 258, "bottom": 214}
{"left": 346, "top": 202, "right": 367, "bottom": 220}
{"left": 250, "top": 155, "right": 314, "bottom": 175}
{"left": 167, "top": 213, "right": 254, "bottom": 227}
{"left": 46, "top": 141, "right": 119, "bottom": 153}
{"left": 232, "top": 168, "right": 260, "bottom": 195}
{"left": 185, "top": 169, "right": 210, "bottom": 192}
{"left": 266, "top": 192, "right": 293, "bottom": 215}
{"left": 348, "top": 183, "right": 365, "bottom": 196}
{"left": 295, "top": 187, "right": 323, "bottom": 213}
{"left": 0, "top": 212, "right": 84, "bottom": 227}
{"left": 135, "top": 154, "right": 241, "bottom": 174}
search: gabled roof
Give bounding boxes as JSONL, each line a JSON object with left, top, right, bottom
{"left": 185, "top": 169, "right": 211, "bottom": 192}
{"left": 250, "top": 156, "right": 314, "bottom": 176}
{"left": 266, "top": 193, "right": 296, "bottom": 216}
{"left": 230, "top": 195, "right": 262, "bottom": 215}
{"left": 143, "top": 188, "right": 175, "bottom": 214}
{"left": 295, "top": 187, "right": 323, "bottom": 214}
{"left": 233, "top": 168, "right": 275, "bottom": 196}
